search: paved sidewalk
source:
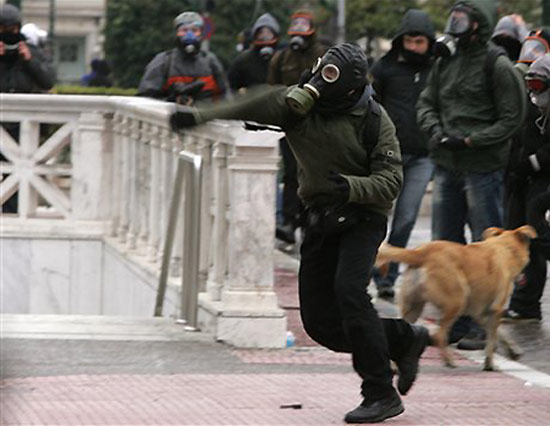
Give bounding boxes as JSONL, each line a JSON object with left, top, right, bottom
{"left": 2, "top": 217, "right": 550, "bottom": 425}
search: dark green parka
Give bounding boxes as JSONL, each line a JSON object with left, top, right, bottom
{"left": 193, "top": 85, "right": 403, "bottom": 217}
{"left": 417, "top": 0, "right": 524, "bottom": 172}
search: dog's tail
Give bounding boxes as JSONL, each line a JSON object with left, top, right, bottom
{"left": 375, "top": 244, "right": 424, "bottom": 273}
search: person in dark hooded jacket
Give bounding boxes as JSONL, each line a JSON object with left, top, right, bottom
{"left": 370, "top": 9, "right": 435, "bottom": 299}
{"left": 417, "top": 0, "right": 525, "bottom": 350}
{"left": 0, "top": 4, "right": 54, "bottom": 94}
{"left": 490, "top": 14, "right": 528, "bottom": 62}
{"left": 228, "top": 13, "right": 280, "bottom": 91}
{"left": 503, "top": 53, "right": 550, "bottom": 323}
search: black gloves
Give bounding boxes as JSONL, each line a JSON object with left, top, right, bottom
{"left": 439, "top": 135, "right": 468, "bottom": 151}
{"left": 428, "top": 126, "right": 468, "bottom": 152}
{"left": 327, "top": 170, "right": 350, "bottom": 207}
{"left": 169, "top": 106, "right": 198, "bottom": 132}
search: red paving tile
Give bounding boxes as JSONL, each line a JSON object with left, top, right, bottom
{"left": 2, "top": 369, "right": 549, "bottom": 425}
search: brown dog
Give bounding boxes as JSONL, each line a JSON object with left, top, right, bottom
{"left": 375, "top": 225, "right": 537, "bottom": 371}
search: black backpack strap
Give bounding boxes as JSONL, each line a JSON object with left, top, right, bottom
{"left": 361, "top": 97, "right": 382, "bottom": 174}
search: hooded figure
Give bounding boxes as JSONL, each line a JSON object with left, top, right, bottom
{"left": 228, "top": 13, "right": 280, "bottom": 91}
{"left": 170, "top": 43, "right": 431, "bottom": 423}
{"left": 491, "top": 15, "right": 529, "bottom": 61}
{"left": 0, "top": 3, "right": 55, "bottom": 93}
{"left": 504, "top": 53, "right": 550, "bottom": 324}
{"left": 370, "top": 9, "right": 435, "bottom": 299}
{"left": 138, "top": 10, "right": 227, "bottom": 102}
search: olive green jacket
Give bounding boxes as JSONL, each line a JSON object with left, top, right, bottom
{"left": 194, "top": 85, "right": 403, "bottom": 217}
{"left": 417, "top": 0, "right": 524, "bottom": 172}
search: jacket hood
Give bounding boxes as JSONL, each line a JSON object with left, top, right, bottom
{"left": 492, "top": 15, "right": 528, "bottom": 42}
{"left": 252, "top": 13, "right": 280, "bottom": 37}
{"left": 394, "top": 9, "right": 435, "bottom": 40}
{"left": 529, "top": 53, "right": 550, "bottom": 79}
{"left": 392, "top": 9, "right": 435, "bottom": 48}
{"left": 454, "top": 0, "right": 496, "bottom": 44}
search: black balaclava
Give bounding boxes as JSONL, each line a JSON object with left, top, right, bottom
{"left": 306, "top": 43, "right": 369, "bottom": 114}
{"left": 0, "top": 3, "right": 24, "bottom": 62}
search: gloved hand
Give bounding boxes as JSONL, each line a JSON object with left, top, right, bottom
{"left": 427, "top": 126, "right": 445, "bottom": 151}
{"left": 326, "top": 170, "right": 350, "bottom": 207}
{"left": 439, "top": 134, "right": 468, "bottom": 151}
{"left": 169, "top": 106, "right": 198, "bottom": 132}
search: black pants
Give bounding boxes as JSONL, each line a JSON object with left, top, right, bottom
{"left": 299, "top": 210, "right": 415, "bottom": 401}
{"left": 505, "top": 175, "right": 550, "bottom": 317}
{"left": 279, "top": 137, "right": 303, "bottom": 227}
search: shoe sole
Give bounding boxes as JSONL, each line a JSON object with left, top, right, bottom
{"left": 344, "top": 403, "right": 404, "bottom": 424}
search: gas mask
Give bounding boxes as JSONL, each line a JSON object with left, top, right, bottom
{"left": 0, "top": 31, "right": 23, "bottom": 56}
{"left": 285, "top": 43, "right": 368, "bottom": 116}
{"left": 252, "top": 26, "right": 278, "bottom": 60}
{"left": 518, "top": 33, "right": 550, "bottom": 64}
{"left": 177, "top": 29, "right": 202, "bottom": 55}
{"left": 526, "top": 74, "right": 550, "bottom": 110}
{"left": 434, "top": 5, "right": 475, "bottom": 58}
{"left": 287, "top": 13, "right": 314, "bottom": 52}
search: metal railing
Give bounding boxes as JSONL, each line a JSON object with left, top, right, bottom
{"left": 155, "top": 150, "right": 203, "bottom": 330}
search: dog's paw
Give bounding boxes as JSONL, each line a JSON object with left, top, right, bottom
{"left": 483, "top": 361, "right": 497, "bottom": 372}
{"left": 506, "top": 347, "right": 523, "bottom": 361}
{"left": 444, "top": 360, "right": 457, "bottom": 369}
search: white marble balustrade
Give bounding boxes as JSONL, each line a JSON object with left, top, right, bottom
{"left": 0, "top": 93, "right": 286, "bottom": 348}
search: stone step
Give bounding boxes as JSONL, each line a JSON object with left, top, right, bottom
{"left": 0, "top": 314, "right": 214, "bottom": 342}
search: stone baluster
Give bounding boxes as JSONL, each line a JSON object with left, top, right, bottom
{"left": 206, "top": 141, "right": 228, "bottom": 301}
{"left": 147, "top": 125, "right": 162, "bottom": 262}
{"left": 126, "top": 119, "right": 141, "bottom": 250}
{"left": 197, "top": 138, "right": 213, "bottom": 292}
{"left": 169, "top": 131, "right": 184, "bottom": 277}
{"left": 137, "top": 122, "right": 151, "bottom": 256}
{"left": 117, "top": 116, "right": 131, "bottom": 243}
{"left": 157, "top": 126, "right": 172, "bottom": 265}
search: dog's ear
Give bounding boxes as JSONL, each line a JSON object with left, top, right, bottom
{"left": 516, "top": 225, "right": 537, "bottom": 241}
{"left": 482, "top": 227, "right": 504, "bottom": 240}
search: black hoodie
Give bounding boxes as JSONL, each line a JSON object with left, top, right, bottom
{"left": 370, "top": 9, "right": 435, "bottom": 155}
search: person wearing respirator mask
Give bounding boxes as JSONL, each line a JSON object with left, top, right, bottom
{"left": 228, "top": 13, "right": 280, "bottom": 92}
{"left": 503, "top": 54, "right": 550, "bottom": 324}
{"left": 417, "top": 0, "right": 525, "bottom": 351}
{"left": 170, "top": 43, "right": 431, "bottom": 424}
{"left": 267, "top": 10, "right": 326, "bottom": 246}
{"left": 138, "top": 11, "right": 227, "bottom": 102}
{"left": 0, "top": 4, "right": 54, "bottom": 94}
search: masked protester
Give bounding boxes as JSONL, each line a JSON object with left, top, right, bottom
{"left": 490, "top": 14, "right": 529, "bottom": 61}
{"left": 0, "top": 4, "right": 54, "bottom": 94}
{"left": 370, "top": 9, "right": 435, "bottom": 300}
{"left": 138, "top": 11, "right": 227, "bottom": 103}
{"left": 502, "top": 54, "right": 550, "bottom": 323}
{"left": 228, "top": 13, "right": 280, "bottom": 92}
{"left": 417, "top": 0, "right": 525, "bottom": 350}
{"left": 267, "top": 10, "right": 327, "bottom": 247}
{"left": 170, "top": 43, "right": 431, "bottom": 424}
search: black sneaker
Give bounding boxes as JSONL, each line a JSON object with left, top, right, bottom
{"left": 344, "top": 392, "right": 404, "bottom": 424}
{"left": 456, "top": 328, "right": 486, "bottom": 351}
{"left": 396, "top": 324, "right": 430, "bottom": 395}
{"left": 501, "top": 309, "right": 542, "bottom": 323}
{"left": 377, "top": 285, "right": 395, "bottom": 300}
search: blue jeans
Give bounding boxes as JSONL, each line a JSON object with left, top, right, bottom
{"left": 432, "top": 166, "right": 504, "bottom": 243}
{"left": 373, "top": 154, "right": 434, "bottom": 288}
{"left": 432, "top": 165, "right": 504, "bottom": 341}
